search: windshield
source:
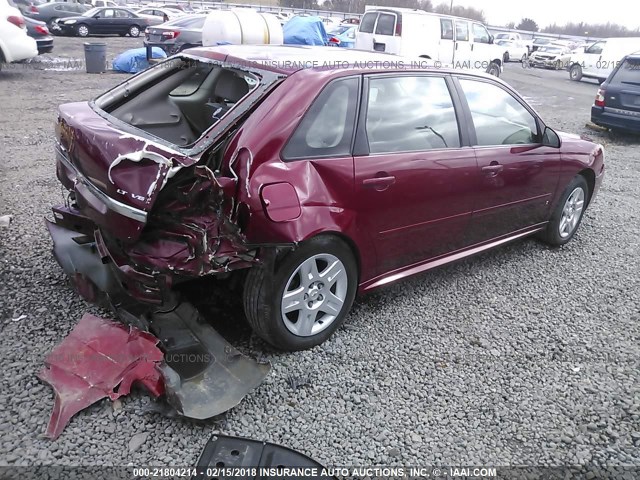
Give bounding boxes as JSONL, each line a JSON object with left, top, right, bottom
{"left": 539, "top": 46, "right": 563, "bottom": 53}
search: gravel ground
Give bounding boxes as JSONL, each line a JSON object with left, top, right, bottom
{"left": 0, "top": 37, "right": 639, "bottom": 471}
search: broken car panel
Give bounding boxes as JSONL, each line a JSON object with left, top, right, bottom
{"left": 48, "top": 45, "right": 605, "bottom": 357}
{"left": 39, "top": 313, "right": 165, "bottom": 439}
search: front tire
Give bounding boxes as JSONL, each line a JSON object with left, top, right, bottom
{"left": 570, "top": 64, "right": 583, "bottom": 81}
{"left": 243, "top": 236, "right": 358, "bottom": 351}
{"left": 76, "top": 24, "right": 89, "bottom": 37}
{"left": 129, "top": 25, "right": 141, "bottom": 37}
{"left": 538, "top": 175, "right": 589, "bottom": 246}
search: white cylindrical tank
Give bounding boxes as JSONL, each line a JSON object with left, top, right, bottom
{"left": 202, "top": 9, "right": 284, "bottom": 47}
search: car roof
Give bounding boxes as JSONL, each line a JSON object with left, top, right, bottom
{"left": 187, "top": 44, "right": 502, "bottom": 78}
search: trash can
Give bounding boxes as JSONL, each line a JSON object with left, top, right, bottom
{"left": 83, "top": 42, "right": 107, "bottom": 74}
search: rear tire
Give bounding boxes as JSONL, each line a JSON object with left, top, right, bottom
{"left": 487, "top": 61, "right": 501, "bottom": 77}
{"left": 129, "top": 25, "right": 141, "bottom": 37}
{"left": 243, "top": 236, "right": 358, "bottom": 351}
{"left": 570, "top": 64, "right": 583, "bottom": 81}
{"left": 537, "top": 175, "right": 589, "bottom": 246}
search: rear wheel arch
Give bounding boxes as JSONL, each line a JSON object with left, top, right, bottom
{"left": 287, "top": 231, "right": 361, "bottom": 283}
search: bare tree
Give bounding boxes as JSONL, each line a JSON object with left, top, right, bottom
{"left": 434, "top": 2, "right": 486, "bottom": 23}
{"left": 542, "top": 21, "right": 640, "bottom": 37}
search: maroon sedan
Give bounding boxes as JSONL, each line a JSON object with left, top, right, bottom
{"left": 47, "top": 46, "right": 605, "bottom": 351}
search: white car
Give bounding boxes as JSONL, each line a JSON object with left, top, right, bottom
{"left": 496, "top": 39, "right": 529, "bottom": 62}
{"left": 135, "top": 7, "right": 183, "bottom": 25}
{"left": 569, "top": 37, "right": 640, "bottom": 83}
{"left": 0, "top": 0, "right": 38, "bottom": 71}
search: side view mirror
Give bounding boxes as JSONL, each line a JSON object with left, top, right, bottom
{"left": 584, "top": 46, "right": 588, "bottom": 52}
{"left": 489, "top": 34, "right": 494, "bottom": 44}
{"left": 542, "top": 126, "right": 561, "bottom": 148}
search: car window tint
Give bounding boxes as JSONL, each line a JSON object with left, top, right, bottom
{"left": 459, "top": 79, "right": 538, "bottom": 146}
{"left": 472, "top": 23, "right": 489, "bottom": 43}
{"left": 282, "top": 77, "right": 358, "bottom": 160}
{"left": 102, "top": 9, "right": 114, "bottom": 18}
{"left": 375, "top": 13, "right": 395, "bottom": 35}
{"left": 115, "top": 9, "right": 130, "bottom": 18}
{"left": 365, "top": 76, "right": 460, "bottom": 154}
{"left": 455, "top": 20, "right": 468, "bottom": 41}
{"left": 359, "top": 12, "right": 377, "bottom": 33}
{"left": 440, "top": 18, "right": 453, "bottom": 40}
{"left": 611, "top": 58, "right": 640, "bottom": 84}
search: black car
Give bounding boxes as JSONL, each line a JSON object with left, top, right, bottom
{"left": 25, "top": 16, "right": 54, "bottom": 54}
{"left": 25, "top": 2, "right": 89, "bottom": 31}
{"left": 55, "top": 7, "right": 149, "bottom": 37}
{"left": 591, "top": 53, "right": 640, "bottom": 133}
{"left": 143, "top": 14, "right": 205, "bottom": 55}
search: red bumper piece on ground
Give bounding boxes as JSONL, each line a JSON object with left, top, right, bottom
{"left": 38, "top": 313, "right": 165, "bottom": 439}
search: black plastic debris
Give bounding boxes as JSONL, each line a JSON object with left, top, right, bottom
{"left": 192, "top": 434, "right": 337, "bottom": 480}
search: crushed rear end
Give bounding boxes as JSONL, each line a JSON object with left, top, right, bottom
{"left": 46, "top": 53, "right": 284, "bottom": 419}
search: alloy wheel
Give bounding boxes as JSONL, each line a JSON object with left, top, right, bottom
{"left": 559, "top": 187, "right": 585, "bottom": 238}
{"left": 280, "top": 254, "right": 348, "bottom": 337}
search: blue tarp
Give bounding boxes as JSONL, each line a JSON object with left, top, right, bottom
{"left": 283, "top": 16, "right": 328, "bottom": 46}
{"left": 112, "top": 47, "right": 167, "bottom": 74}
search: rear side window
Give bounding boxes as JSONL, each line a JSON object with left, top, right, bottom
{"left": 282, "top": 78, "right": 359, "bottom": 160}
{"left": 455, "top": 20, "right": 469, "bottom": 41}
{"left": 359, "top": 12, "right": 377, "bottom": 34}
{"left": 440, "top": 19, "right": 453, "bottom": 40}
{"left": 365, "top": 76, "right": 460, "bottom": 154}
{"left": 375, "top": 13, "right": 395, "bottom": 35}
{"left": 611, "top": 58, "right": 640, "bottom": 85}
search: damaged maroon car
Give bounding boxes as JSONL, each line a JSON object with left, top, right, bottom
{"left": 48, "top": 45, "right": 605, "bottom": 357}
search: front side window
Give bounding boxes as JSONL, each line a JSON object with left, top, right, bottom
{"left": 455, "top": 20, "right": 469, "bottom": 42}
{"left": 375, "top": 13, "right": 395, "bottom": 35}
{"left": 282, "top": 78, "right": 359, "bottom": 160}
{"left": 440, "top": 18, "right": 453, "bottom": 40}
{"left": 459, "top": 79, "right": 538, "bottom": 146}
{"left": 359, "top": 12, "right": 377, "bottom": 34}
{"left": 472, "top": 23, "right": 490, "bottom": 44}
{"left": 586, "top": 41, "right": 605, "bottom": 54}
{"left": 365, "top": 76, "right": 460, "bottom": 154}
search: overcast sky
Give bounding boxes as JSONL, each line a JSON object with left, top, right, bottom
{"left": 452, "top": 0, "right": 640, "bottom": 29}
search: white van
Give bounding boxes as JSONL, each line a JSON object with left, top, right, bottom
{"left": 569, "top": 37, "right": 640, "bottom": 83}
{"left": 355, "top": 6, "right": 504, "bottom": 76}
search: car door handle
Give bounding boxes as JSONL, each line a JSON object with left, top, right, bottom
{"left": 363, "top": 175, "right": 396, "bottom": 190}
{"left": 482, "top": 164, "right": 503, "bottom": 176}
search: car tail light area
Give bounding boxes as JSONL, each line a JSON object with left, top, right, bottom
{"left": 595, "top": 88, "right": 606, "bottom": 107}
{"left": 35, "top": 25, "right": 50, "bottom": 35}
{"left": 395, "top": 17, "right": 402, "bottom": 36}
{"left": 29, "top": 5, "right": 39, "bottom": 13}
{"left": 329, "top": 36, "right": 340, "bottom": 45}
{"left": 7, "top": 15, "right": 26, "bottom": 29}
{"left": 162, "top": 31, "right": 180, "bottom": 39}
